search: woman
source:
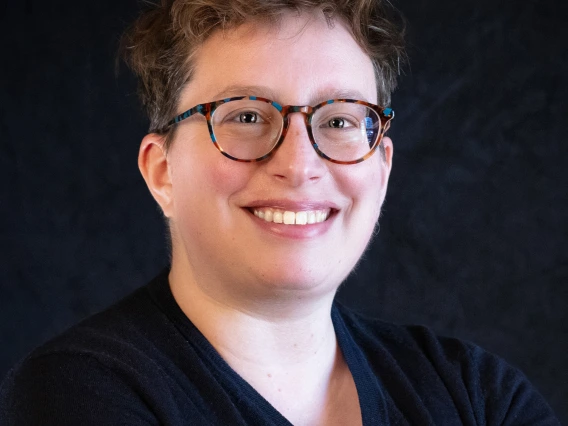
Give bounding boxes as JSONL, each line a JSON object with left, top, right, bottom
{"left": 0, "top": 0, "right": 559, "bottom": 424}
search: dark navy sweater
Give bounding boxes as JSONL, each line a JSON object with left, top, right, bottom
{"left": 0, "top": 270, "right": 559, "bottom": 425}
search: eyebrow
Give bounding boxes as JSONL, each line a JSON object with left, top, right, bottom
{"left": 312, "top": 88, "right": 371, "bottom": 104}
{"left": 211, "top": 85, "right": 372, "bottom": 105}
{"left": 212, "top": 85, "right": 277, "bottom": 101}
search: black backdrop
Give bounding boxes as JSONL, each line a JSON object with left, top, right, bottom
{"left": 1, "top": 0, "right": 566, "bottom": 421}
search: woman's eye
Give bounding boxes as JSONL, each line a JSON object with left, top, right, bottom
{"left": 324, "top": 116, "right": 356, "bottom": 129}
{"left": 328, "top": 118, "right": 346, "bottom": 128}
{"left": 239, "top": 112, "right": 259, "bottom": 123}
{"left": 220, "top": 109, "right": 269, "bottom": 126}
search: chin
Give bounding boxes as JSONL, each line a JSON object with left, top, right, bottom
{"left": 249, "top": 262, "right": 351, "bottom": 298}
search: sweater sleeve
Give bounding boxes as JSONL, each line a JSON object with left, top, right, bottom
{"left": 0, "top": 352, "right": 159, "bottom": 426}
{"left": 464, "top": 343, "right": 560, "bottom": 426}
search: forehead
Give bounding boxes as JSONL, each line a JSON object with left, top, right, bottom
{"left": 182, "top": 10, "right": 377, "bottom": 107}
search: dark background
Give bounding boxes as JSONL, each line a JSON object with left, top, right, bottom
{"left": 1, "top": 0, "right": 566, "bottom": 421}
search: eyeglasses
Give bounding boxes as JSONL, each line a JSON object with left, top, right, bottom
{"left": 166, "top": 96, "right": 394, "bottom": 165}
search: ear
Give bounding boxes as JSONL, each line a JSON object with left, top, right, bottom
{"left": 381, "top": 136, "right": 394, "bottom": 175}
{"left": 138, "top": 133, "right": 174, "bottom": 218}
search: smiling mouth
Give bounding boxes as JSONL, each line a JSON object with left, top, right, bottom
{"left": 251, "top": 207, "right": 331, "bottom": 225}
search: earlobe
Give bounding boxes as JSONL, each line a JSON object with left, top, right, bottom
{"left": 138, "top": 133, "right": 174, "bottom": 217}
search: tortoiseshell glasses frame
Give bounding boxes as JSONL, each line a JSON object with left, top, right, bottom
{"left": 165, "top": 96, "right": 394, "bottom": 165}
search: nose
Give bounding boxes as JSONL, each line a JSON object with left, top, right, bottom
{"left": 264, "top": 112, "right": 328, "bottom": 186}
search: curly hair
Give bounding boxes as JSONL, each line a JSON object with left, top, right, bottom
{"left": 121, "top": 0, "right": 405, "bottom": 149}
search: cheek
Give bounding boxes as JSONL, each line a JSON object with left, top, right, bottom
{"left": 337, "top": 157, "right": 387, "bottom": 215}
{"left": 333, "top": 157, "right": 389, "bottom": 263}
{"left": 168, "top": 133, "right": 252, "bottom": 221}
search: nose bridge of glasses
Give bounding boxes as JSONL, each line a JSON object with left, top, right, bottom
{"left": 290, "top": 105, "right": 311, "bottom": 113}
{"left": 282, "top": 105, "right": 313, "bottom": 118}
{"left": 281, "top": 105, "right": 314, "bottom": 140}
{"left": 281, "top": 105, "right": 313, "bottom": 134}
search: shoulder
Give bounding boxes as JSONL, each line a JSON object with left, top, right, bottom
{"left": 338, "top": 302, "right": 485, "bottom": 363}
{"left": 336, "top": 303, "right": 560, "bottom": 425}
{"left": 0, "top": 270, "right": 191, "bottom": 425}
{"left": 12, "top": 275, "right": 168, "bottom": 368}
{"left": 0, "top": 350, "right": 159, "bottom": 425}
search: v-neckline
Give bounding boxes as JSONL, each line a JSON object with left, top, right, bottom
{"left": 149, "top": 271, "right": 388, "bottom": 425}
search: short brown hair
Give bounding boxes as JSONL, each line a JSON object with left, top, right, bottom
{"left": 121, "top": 0, "right": 405, "bottom": 149}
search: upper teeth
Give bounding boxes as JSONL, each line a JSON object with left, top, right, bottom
{"left": 253, "top": 208, "right": 330, "bottom": 225}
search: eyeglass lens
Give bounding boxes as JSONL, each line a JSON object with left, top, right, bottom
{"left": 211, "top": 100, "right": 382, "bottom": 162}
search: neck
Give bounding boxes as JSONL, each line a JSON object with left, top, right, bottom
{"left": 168, "top": 257, "right": 361, "bottom": 426}
{"left": 169, "top": 261, "right": 338, "bottom": 368}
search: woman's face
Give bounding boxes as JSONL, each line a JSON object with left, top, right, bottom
{"left": 162, "top": 11, "right": 393, "bottom": 301}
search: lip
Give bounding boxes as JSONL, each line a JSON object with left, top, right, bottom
{"left": 245, "top": 199, "right": 339, "bottom": 211}
{"left": 243, "top": 199, "right": 339, "bottom": 240}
